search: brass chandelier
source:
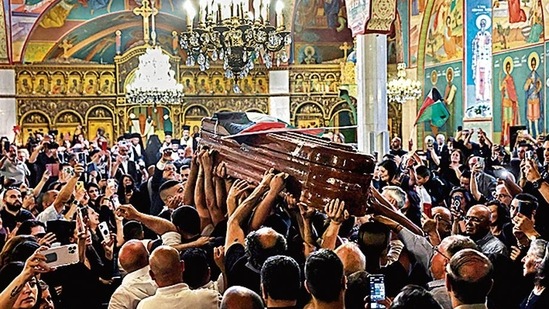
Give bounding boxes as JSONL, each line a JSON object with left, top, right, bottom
{"left": 179, "top": 0, "right": 291, "bottom": 81}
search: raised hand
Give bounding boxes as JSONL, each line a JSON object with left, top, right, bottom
{"left": 116, "top": 204, "right": 140, "bottom": 221}
{"left": 37, "top": 232, "right": 57, "bottom": 247}
{"left": 24, "top": 247, "right": 53, "bottom": 276}
{"left": 213, "top": 246, "right": 226, "bottom": 272}
{"left": 325, "top": 198, "right": 349, "bottom": 224}
{"left": 298, "top": 202, "right": 316, "bottom": 220}
{"left": 258, "top": 168, "right": 276, "bottom": 189}
{"left": 269, "top": 172, "right": 288, "bottom": 194}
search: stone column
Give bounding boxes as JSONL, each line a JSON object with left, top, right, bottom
{"left": 355, "top": 34, "right": 389, "bottom": 158}
{"left": 268, "top": 70, "right": 290, "bottom": 123}
{"left": 0, "top": 69, "right": 17, "bottom": 139}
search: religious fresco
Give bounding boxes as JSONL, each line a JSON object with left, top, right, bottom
{"left": 388, "top": 12, "right": 405, "bottom": 64}
{"left": 493, "top": 46, "right": 545, "bottom": 146}
{"left": 292, "top": 0, "right": 352, "bottom": 63}
{"left": 423, "top": 62, "right": 463, "bottom": 134}
{"left": 129, "top": 106, "right": 173, "bottom": 139}
{"left": 464, "top": 0, "right": 492, "bottom": 120}
{"left": 409, "top": 0, "right": 426, "bottom": 65}
{"left": 396, "top": 0, "right": 409, "bottom": 64}
{"left": 546, "top": 41, "right": 549, "bottom": 133}
{"left": 10, "top": 0, "right": 187, "bottom": 63}
{"left": 492, "top": 0, "right": 544, "bottom": 52}
{"left": 424, "top": 0, "right": 463, "bottom": 66}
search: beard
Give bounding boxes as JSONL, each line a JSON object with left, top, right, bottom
{"left": 5, "top": 201, "right": 22, "bottom": 213}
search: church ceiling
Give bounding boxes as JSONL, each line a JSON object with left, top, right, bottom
{"left": 5, "top": 0, "right": 353, "bottom": 64}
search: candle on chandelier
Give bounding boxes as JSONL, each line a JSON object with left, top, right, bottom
{"left": 275, "top": 1, "right": 283, "bottom": 28}
{"left": 185, "top": 1, "right": 195, "bottom": 29}
{"left": 265, "top": 2, "right": 270, "bottom": 24}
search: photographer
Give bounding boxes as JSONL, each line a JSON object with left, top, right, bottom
{"left": 29, "top": 139, "right": 60, "bottom": 191}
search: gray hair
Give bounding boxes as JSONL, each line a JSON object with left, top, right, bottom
{"left": 382, "top": 186, "right": 406, "bottom": 209}
{"left": 529, "top": 239, "right": 548, "bottom": 260}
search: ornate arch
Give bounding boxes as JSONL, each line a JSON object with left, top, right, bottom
{"left": 85, "top": 105, "right": 115, "bottom": 119}
{"left": 54, "top": 111, "right": 84, "bottom": 124}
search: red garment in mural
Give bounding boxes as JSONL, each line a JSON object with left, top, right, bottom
{"left": 508, "top": 0, "right": 526, "bottom": 23}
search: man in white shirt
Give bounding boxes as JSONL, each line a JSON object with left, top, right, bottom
{"left": 109, "top": 240, "right": 157, "bottom": 309}
{"left": 137, "top": 246, "right": 221, "bottom": 309}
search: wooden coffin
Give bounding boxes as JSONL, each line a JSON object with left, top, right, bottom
{"left": 199, "top": 113, "right": 376, "bottom": 216}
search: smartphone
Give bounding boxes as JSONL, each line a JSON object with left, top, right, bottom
{"left": 111, "top": 195, "right": 121, "bottom": 209}
{"left": 99, "top": 140, "right": 108, "bottom": 152}
{"left": 369, "top": 274, "right": 386, "bottom": 308}
{"left": 76, "top": 181, "right": 84, "bottom": 192}
{"left": 517, "top": 200, "right": 536, "bottom": 218}
{"left": 78, "top": 206, "right": 89, "bottom": 225}
{"left": 98, "top": 221, "right": 110, "bottom": 241}
{"left": 46, "top": 163, "right": 60, "bottom": 177}
{"left": 76, "top": 208, "right": 86, "bottom": 235}
{"left": 63, "top": 166, "right": 74, "bottom": 176}
{"left": 526, "top": 150, "right": 533, "bottom": 160}
{"left": 76, "top": 152, "right": 87, "bottom": 165}
{"left": 452, "top": 195, "right": 462, "bottom": 212}
{"left": 476, "top": 157, "right": 485, "bottom": 168}
{"left": 42, "top": 244, "right": 79, "bottom": 268}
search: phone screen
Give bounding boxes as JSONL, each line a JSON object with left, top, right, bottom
{"left": 100, "top": 141, "right": 108, "bottom": 152}
{"left": 46, "top": 163, "right": 60, "bottom": 177}
{"left": 369, "top": 274, "right": 385, "bottom": 309}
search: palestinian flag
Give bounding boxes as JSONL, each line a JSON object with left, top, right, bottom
{"left": 415, "top": 88, "right": 449, "bottom": 128}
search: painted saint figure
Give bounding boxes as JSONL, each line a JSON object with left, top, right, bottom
{"left": 524, "top": 52, "right": 543, "bottom": 136}
{"left": 52, "top": 78, "right": 65, "bottom": 94}
{"left": 443, "top": 67, "right": 458, "bottom": 134}
{"left": 472, "top": 17, "right": 492, "bottom": 104}
{"left": 500, "top": 57, "right": 519, "bottom": 146}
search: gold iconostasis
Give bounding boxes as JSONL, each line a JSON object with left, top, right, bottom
{"left": 15, "top": 47, "right": 357, "bottom": 145}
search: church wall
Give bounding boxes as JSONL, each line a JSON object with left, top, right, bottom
{"left": 492, "top": 45, "right": 545, "bottom": 145}
{"left": 415, "top": 0, "right": 549, "bottom": 144}
{"left": 423, "top": 61, "right": 463, "bottom": 134}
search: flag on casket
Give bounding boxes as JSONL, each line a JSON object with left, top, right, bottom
{"left": 222, "top": 112, "right": 324, "bottom": 138}
{"left": 415, "top": 88, "right": 449, "bottom": 128}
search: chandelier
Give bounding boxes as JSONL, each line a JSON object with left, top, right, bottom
{"left": 179, "top": 0, "right": 291, "bottom": 80}
{"left": 386, "top": 63, "right": 422, "bottom": 103}
{"left": 126, "top": 46, "right": 184, "bottom": 105}
{"left": 126, "top": 0, "right": 184, "bottom": 105}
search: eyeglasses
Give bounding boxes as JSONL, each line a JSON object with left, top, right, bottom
{"left": 495, "top": 193, "right": 511, "bottom": 199}
{"left": 433, "top": 245, "right": 451, "bottom": 261}
{"left": 464, "top": 216, "right": 482, "bottom": 223}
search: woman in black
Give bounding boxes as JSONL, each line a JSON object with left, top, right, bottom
{"left": 520, "top": 239, "right": 549, "bottom": 309}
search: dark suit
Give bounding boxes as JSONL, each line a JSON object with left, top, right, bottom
{"left": 434, "top": 144, "right": 450, "bottom": 169}
{"left": 113, "top": 160, "right": 141, "bottom": 184}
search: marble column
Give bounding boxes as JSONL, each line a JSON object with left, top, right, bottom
{"left": 401, "top": 68, "right": 419, "bottom": 146}
{"left": 355, "top": 34, "right": 389, "bottom": 158}
{"left": 268, "top": 70, "right": 290, "bottom": 123}
{"left": 0, "top": 69, "right": 17, "bottom": 140}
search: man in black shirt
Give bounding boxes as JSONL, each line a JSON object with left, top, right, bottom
{"left": 1, "top": 187, "right": 34, "bottom": 231}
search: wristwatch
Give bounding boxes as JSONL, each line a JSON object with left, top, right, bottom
{"left": 533, "top": 178, "right": 544, "bottom": 189}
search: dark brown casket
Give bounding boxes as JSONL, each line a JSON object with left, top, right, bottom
{"left": 199, "top": 113, "right": 376, "bottom": 216}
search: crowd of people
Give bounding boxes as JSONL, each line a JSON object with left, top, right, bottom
{"left": 0, "top": 125, "right": 548, "bottom": 309}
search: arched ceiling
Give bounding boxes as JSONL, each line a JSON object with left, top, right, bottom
{"left": 7, "top": 0, "right": 353, "bottom": 64}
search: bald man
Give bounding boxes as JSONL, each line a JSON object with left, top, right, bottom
{"left": 221, "top": 286, "right": 264, "bottom": 309}
{"left": 109, "top": 240, "right": 157, "bottom": 309}
{"left": 136, "top": 246, "right": 220, "bottom": 309}
{"left": 334, "top": 242, "right": 366, "bottom": 276}
{"left": 445, "top": 249, "right": 493, "bottom": 308}
{"left": 464, "top": 205, "right": 508, "bottom": 256}
{"left": 432, "top": 206, "right": 452, "bottom": 239}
